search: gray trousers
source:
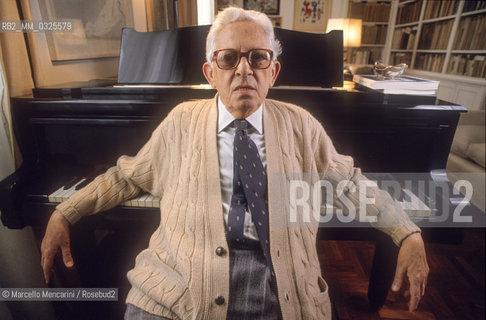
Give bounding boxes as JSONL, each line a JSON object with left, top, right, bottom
{"left": 125, "top": 244, "right": 282, "bottom": 320}
{"left": 226, "top": 245, "right": 282, "bottom": 320}
{"left": 124, "top": 304, "right": 171, "bottom": 320}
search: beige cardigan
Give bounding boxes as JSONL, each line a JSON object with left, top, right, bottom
{"left": 57, "top": 98, "right": 420, "bottom": 320}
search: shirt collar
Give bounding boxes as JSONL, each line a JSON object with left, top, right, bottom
{"left": 217, "top": 97, "right": 263, "bottom": 134}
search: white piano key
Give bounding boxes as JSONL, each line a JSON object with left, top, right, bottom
{"left": 142, "top": 194, "right": 156, "bottom": 208}
{"left": 48, "top": 178, "right": 86, "bottom": 203}
{"left": 122, "top": 193, "right": 145, "bottom": 207}
{"left": 55, "top": 185, "right": 70, "bottom": 203}
{"left": 136, "top": 193, "right": 149, "bottom": 207}
{"left": 49, "top": 185, "right": 160, "bottom": 210}
{"left": 61, "top": 179, "right": 86, "bottom": 202}
{"left": 399, "top": 188, "right": 432, "bottom": 217}
{"left": 48, "top": 185, "right": 66, "bottom": 203}
{"left": 131, "top": 194, "right": 144, "bottom": 207}
{"left": 152, "top": 196, "right": 161, "bottom": 208}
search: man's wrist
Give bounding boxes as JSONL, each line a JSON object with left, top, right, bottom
{"left": 399, "top": 231, "right": 422, "bottom": 247}
{"left": 52, "top": 210, "right": 71, "bottom": 225}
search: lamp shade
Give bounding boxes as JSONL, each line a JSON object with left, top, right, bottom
{"left": 326, "top": 18, "right": 362, "bottom": 47}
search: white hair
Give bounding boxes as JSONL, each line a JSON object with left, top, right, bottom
{"left": 205, "top": 7, "right": 282, "bottom": 64}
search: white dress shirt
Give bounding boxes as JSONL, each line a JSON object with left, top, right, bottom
{"left": 217, "top": 97, "right": 266, "bottom": 241}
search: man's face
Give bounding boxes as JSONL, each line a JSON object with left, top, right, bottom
{"left": 203, "top": 21, "right": 281, "bottom": 119}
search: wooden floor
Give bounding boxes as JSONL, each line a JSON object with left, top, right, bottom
{"left": 318, "top": 228, "right": 485, "bottom": 320}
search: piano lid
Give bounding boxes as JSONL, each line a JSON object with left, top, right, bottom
{"left": 117, "top": 26, "right": 343, "bottom": 88}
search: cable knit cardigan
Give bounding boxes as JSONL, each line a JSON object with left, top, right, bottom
{"left": 56, "top": 97, "right": 420, "bottom": 320}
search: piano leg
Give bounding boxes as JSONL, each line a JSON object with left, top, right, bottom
{"left": 367, "top": 230, "right": 399, "bottom": 311}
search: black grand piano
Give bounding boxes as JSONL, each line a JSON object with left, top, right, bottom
{"left": 0, "top": 26, "right": 482, "bottom": 319}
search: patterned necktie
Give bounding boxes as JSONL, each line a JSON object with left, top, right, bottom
{"left": 228, "top": 119, "right": 275, "bottom": 277}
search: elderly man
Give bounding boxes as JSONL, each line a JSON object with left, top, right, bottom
{"left": 41, "top": 7, "right": 429, "bottom": 320}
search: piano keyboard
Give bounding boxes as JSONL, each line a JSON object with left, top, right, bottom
{"left": 48, "top": 179, "right": 430, "bottom": 215}
{"left": 47, "top": 178, "right": 160, "bottom": 208}
{"left": 320, "top": 187, "right": 432, "bottom": 217}
{"left": 398, "top": 188, "right": 432, "bottom": 217}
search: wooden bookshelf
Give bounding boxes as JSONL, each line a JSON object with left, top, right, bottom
{"left": 344, "top": 0, "right": 486, "bottom": 109}
{"left": 386, "top": 0, "right": 486, "bottom": 80}
{"left": 346, "top": 0, "right": 393, "bottom": 64}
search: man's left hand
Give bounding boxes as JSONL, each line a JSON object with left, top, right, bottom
{"left": 391, "top": 232, "right": 429, "bottom": 312}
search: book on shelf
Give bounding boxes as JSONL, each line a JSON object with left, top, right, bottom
{"left": 362, "top": 25, "right": 387, "bottom": 45}
{"left": 392, "top": 27, "right": 417, "bottom": 50}
{"left": 423, "top": 0, "right": 458, "bottom": 20}
{"left": 448, "top": 54, "right": 486, "bottom": 78}
{"left": 346, "top": 48, "right": 382, "bottom": 65}
{"left": 396, "top": 0, "right": 422, "bottom": 25}
{"left": 418, "top": 20, "right": 453, "bottom": 50}
{"left": 349, "top": 2, "right": 390, "bottom": 22}
{"left": 414, "top": 53, "right": 445, "bottom": 73}
{"left": 454, "top": 15, "right": 486, "bottom": 50}
{"left": 463, "top": 0, "right": 486, "bottom": 13}
{"left": 391, "top": 52, "right": 412, "bottom": 65}
{"left": 353, "top": 74, "right": 440, "bottom": 91}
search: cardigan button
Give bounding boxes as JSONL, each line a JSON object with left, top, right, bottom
{"left": 216, "top": 247, "right": 226, "bottom": 256}
{"left": 215, "top": 296, "right": 225, "bottom": 305}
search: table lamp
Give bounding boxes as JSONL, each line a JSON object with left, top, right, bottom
{"left": 326, "top": 18, "right": 362, "bottom": 47}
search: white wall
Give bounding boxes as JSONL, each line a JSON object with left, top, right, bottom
{"left": 279, "top": 0, "right": 294, "bottom": 30}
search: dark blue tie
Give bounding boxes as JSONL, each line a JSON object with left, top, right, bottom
{"left": 228, "top": 119, "right": 275, "bottom": 277}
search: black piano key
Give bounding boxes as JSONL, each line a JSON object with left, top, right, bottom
{"left": 402, "top": 189, "right": 412, "bottom": 202}
{"left": 75, "top": 177, "right": 93, "bottom": 190}
{"left": 63, "top": 176, "right": 79, "bottom": 190}
{"left": 395, "top": 189, "right": 405, "bottom": 202}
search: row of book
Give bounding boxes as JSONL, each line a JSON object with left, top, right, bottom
{"left": 345, "top": 47, "right": 382, "bottom": 65}
{"left": 362, "top": 25, "right": 387, "bottom": 45}
{"left": 348, "top": 2, "right": 390, "bottom": 22}
{"left": 390, "top": 52, "right": 412, "bottom": 65}
{"left": 463, "top": 0, "right": 486, "bottom": 13}
{"left": 447, "top": 54, "right": 486, "bottom": 78}
{"left": 414, "top": 53, "right": 445, "bottom": 73}
{"left": 396, "top": 0, "right": 422, "bottom": 25}
{"left": 387, "top": 54, "right": 485, "bottom": 79}
{"left": 453, "top": 14, "right": 486, "bottom": 50}
{"left": 418, "top": 20, "right": 453, "bottom": 50}
{"left": 423, "top": 0, "right": 458, "bottom": 20}
{"left": 391, "top": 27, "right": 417, "bottom": 50}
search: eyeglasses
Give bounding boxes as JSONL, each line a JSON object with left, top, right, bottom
{"left": 212, "top": 49, "right": 274, "bottom": 70}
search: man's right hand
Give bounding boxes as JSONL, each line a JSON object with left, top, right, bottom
{"left": 41, "top": 210, "right": 74, "bottom": 284}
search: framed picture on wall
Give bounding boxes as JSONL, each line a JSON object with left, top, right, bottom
{"left": 293, "top": 0, "right": 331, "bottom": 32}
{"left": 243, "top": 0, "right": 280, "bottom": 15}
{"left": 38, "top": 0, "right": 134, "bottom": 61}
{"left": 217, "top": 0, "right": 244, "bottom": 12}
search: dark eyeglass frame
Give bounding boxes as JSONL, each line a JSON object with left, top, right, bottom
{"left": 212, "top": 48, "right": 274, "bottom": 70}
